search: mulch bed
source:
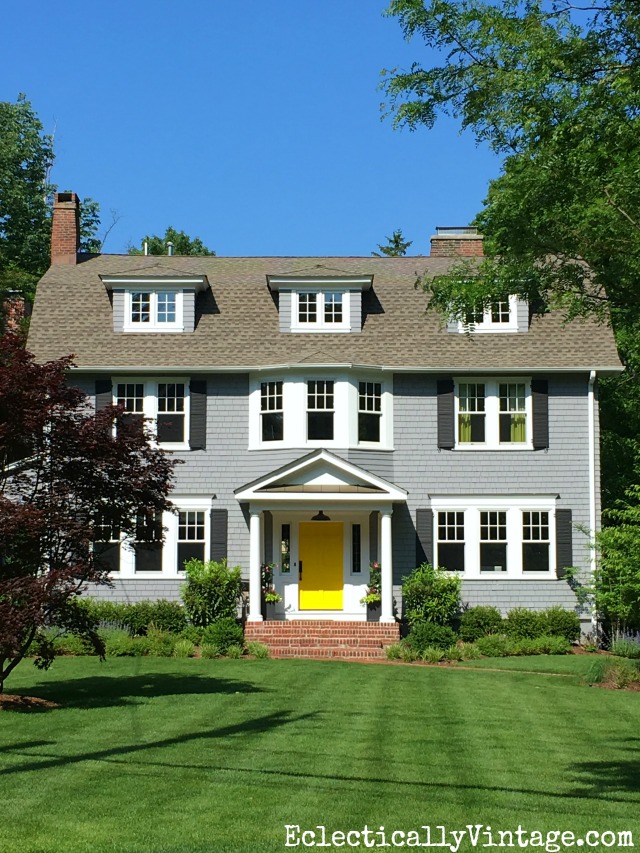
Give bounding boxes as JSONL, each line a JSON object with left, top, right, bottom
{"left": 0, "top": 694, "right": 60, "bottom": 712}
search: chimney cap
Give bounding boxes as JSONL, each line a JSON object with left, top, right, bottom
{"left": 54, "top": 191, "right": 79, "bottom": 204}
{"left": 434, "top": 226, "right": 480, "bottom": 237}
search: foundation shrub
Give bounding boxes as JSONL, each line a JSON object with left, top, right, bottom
{"left": 172, "top": 639, "right": 196, "bottom": 658}
{"left": 180, "top": 625, "right": 205, "bottom": 645}
{"left": 225, "top": 643, "right": 244, "bottom": 659}
{"left": 402, "top": 563, "right": 461, "bottom": 627}
{"left": 541, "top": 606, "right": 581, "bottom": 642}
{"left": 421, "top": 646, "right": 445, "bottom": 663}
{"left": 587, "top": 657, "right": 640, "bottom": 688}
{"left": 201, "top": 618, "right": 244, "bottom": 654}
{"left": 404, "top": 622, "right": 458, "bottom": 652}
{"left": 46, "top": 630, "right": 95, "bottom": 656}
{"left": 474, "top": 634, "right": 512, "bottom": 657}
{"left": 180, "top": 559, "right": 243, "bottom": 626}
{"left": 245, "top": 641, "right": 270, "bottom": 659}
{"left": 146, "top": 600, "right": 187, "bottom": 634}
{"left": 504, "top": 608, "right": 546, "bottom": 639}
{"left": 145, "top": 628, "right": 176, "bottom": 657}
{"left": 459, "top": 606, "right": 504, "bottom": 642}
{"left": 103, "top": 630, "right": 150, "bottom": 657}
{"left": 385, "top": 643, "right": 403, "bottom": 660}
{"left": 200, "top": 642, "right": 220, "bottom": 659}
{"left": 444, "top": 644, "right": 464, "bottom": 661}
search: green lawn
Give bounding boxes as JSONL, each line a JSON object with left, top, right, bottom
{"left": 1, "top": 657, "right": 638, "bottom": 853}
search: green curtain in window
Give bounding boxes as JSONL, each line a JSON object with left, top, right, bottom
{"left": 459, "top": 414, "right": 472, "bottom": 442}
{"left": 510, "top": 414, "right": 526, "bottom": 442}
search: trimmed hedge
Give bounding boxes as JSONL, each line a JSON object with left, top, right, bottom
{"left": 459, "top": 606, "right": 503, "bottom": 642}
{"left": 403, "top": 622, "right": 458, "bottom": 652}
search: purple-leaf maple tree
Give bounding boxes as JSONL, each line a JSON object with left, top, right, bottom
{"left": 0, "top": 334, "right": 176, "bottom": 691}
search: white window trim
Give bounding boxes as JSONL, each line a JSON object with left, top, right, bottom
{"left": 456, "top": 295, "right": 518, "bottom": 333}
{"left": 291, "top": 290, "right": 351, "bottom": 333}
{"left": 431, "top": 496, "right": 557, "bottom": 579}
{"left": 117, "top": 500, "right": 211, "bottom": 578}
{"left": 454, "top": 377, "right": 532, "bottom": 450}
{"left": 113, "top": 377, "right": 190, "bottom": 451}
{"left": 248, "top": 373, "right": 393, "bottom": 451}
{"left": 123, "top": 288, "right": 184, "bottom": 333}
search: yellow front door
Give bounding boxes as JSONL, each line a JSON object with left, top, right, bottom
{"left": 298, "top": 521, "right": 343, "bottom": 610}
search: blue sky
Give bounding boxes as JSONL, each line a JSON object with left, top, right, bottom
{"left": 1, "top": 1, "right": 501, "bottom": 256}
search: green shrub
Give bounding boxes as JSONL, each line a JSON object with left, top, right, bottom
{"left": 385, "top": 643, "right": 403, "bottom": 660}
{"left": 458, "top": 642, "right": 482, "bottom": 661}
{"left": 145, "top": 628, "right": 176, "bottom": 657}
{"left": 81, "top": 599, "right": 129, "bottom": 628}
{"left": 421, "top": 646, "right": 445, "bottom": 663}
{"left": 459, "top": 606, "right": 503, "bottom": 642}
{"left": 444, "top": 644, "right": 464, "bottom": 661}
{"left": 180, "top": 625, "right": 205, "bottom": 645}
{"left": 46, "top": 630, "right": 95, "bottom": 656}
{"left": 399, "top": 645, "right": 420, "bottom": 662}
{"left": 402, "top": 563, "right": 461, "bottom": 627}
{"left": 225, "top": 643, "right": 244, "bottom": 659}
{"left": 586, "top": 658, "right": 640, "bottom": 689}
{"left": 474, "top": 634, "right": 513, "bottom": 657}
{"left": 610, "top": 637, "right": 640, "bottom": 659}
{"left": 202, "top": 617, "right": 244, "bottom": 654}
{"left": 180, "top": 559, "right": 243, "bottom": 626}
{"left": 541, "top": 606, "right": 581, "bottom": 642}
{"left": 104, "top": 631, "right": 150, "bottom": 657}
{"left": 504, "top": 608, "right": 546, "bottom": 639}
{"left": 200, "top": 642, "right": 220, "bottom": 659}
{"left": 404, "top": 621, "right": 457, "bottom": 652}
{"left": 172, "top": 639, "right": 195, "bottom": 658}
{"left": 245, "top": 641, "right": 270, "bottom": 659}
{"left": 147, "top": 600, "right": 187, "bottom": 634}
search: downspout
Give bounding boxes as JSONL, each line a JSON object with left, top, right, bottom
{"left": 588, "top": 370, "right": 597, "bottom": 629}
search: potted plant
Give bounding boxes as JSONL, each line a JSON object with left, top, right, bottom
{"left": 360, "top": 561, "right": 382, "bottom": 622}
{"left": 261, "top": 562, "right": 282, "bottom": 620}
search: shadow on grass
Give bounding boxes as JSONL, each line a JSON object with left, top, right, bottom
{"left": 0, "top": 710, "right": 318, "bottom": 776}
{"left": 568, "top": 738, "right": 640, "bottom": 796}
{"left": 5, "top": 671, "right": 263, "bottom": 711}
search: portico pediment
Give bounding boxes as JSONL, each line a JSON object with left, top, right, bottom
{"left": 234, "top": 449, "right": 407, "bottom": 503}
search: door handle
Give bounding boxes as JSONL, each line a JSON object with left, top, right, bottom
{"left": 299, "top": 560, "right": 303, "bottom": 580}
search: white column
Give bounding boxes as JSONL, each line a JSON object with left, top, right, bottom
{"left": 248, "top": 510, "right": 263, "bottom": 622}
{"left": 380, "top": 510, "right": 394, "bottom": 623}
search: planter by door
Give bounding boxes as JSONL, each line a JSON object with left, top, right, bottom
{"left": 261, "top": 600, "right": 278, "bottom": 621}
{"left": 367, "top": 603, "right": 382, "bottom": 622}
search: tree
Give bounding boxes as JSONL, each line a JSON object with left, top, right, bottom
{"left": 0, "top": 334, "right": 176, "bottom": 692}
{"left": 129, "top": 226, "right": 215, "bottom": 256}
{"left": 0, "top": 95, "right": 104, "bottom": 301}
{"left": 382, "top": 0, "right": 640, "bottom": 321}
{"left": 372, "top": 228, "right": 413, "bottom": 257}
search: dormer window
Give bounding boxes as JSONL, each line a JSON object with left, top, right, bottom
{"left": 295, "top": 291, "right": 347, "bottom": 330}
{"left": 457, "top": 295, "right": 519, "bottom": 333}
{"left": 125, "top": 289, "right": 183, "bottom": 331}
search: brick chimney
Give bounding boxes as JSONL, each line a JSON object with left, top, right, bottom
{"left": 430, "top": 226, "right": 484, "bottom": 258}
{"left": 51, "top": 192, "right": 80, "bottom": 265}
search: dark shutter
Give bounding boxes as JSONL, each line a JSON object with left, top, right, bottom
{"left": 532, "top": 379, "right": 549, "bottom": 450}
{"left": 416, "top": 508, "right": 434, "bottom": 565}
{"left": 95, "top": 379, "right": 112, "bottom": 412}
{"left": 437, "top": 379, "right": 455, "bottom": 449}
{"left": 189, "top": 378, "right": 207, "bottom": 450}
{"left": 210, "top": 508, "right": 228, "bottom": 562}
{"left": 369, "top": 511, "right": 379, "bottom": 563}
{"left": 556, "top": 509, "right": 573, "bottom": 578}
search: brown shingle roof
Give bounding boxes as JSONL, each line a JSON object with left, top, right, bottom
{"left": 27, "top": 254, "right": 622, "bottom": 372}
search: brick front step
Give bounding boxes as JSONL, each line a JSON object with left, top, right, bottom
{"left": 244, "top": 620, "right": 400, "bottom": 660}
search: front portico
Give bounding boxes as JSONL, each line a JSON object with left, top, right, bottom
{"left": 234, "top": 450, "right": 407, "bottom": 623}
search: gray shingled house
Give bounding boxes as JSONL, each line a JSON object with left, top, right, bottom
{"left": 27, "top": 193, "right": 622, "bottom": 652}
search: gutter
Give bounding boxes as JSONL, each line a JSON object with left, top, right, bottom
{"left": 67, "top": 364, "right": 625, "bottom": 376}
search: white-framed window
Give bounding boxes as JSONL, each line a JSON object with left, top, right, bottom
{"left": 248, "top": 373, "right": 393, "bottom": 450}
{"left": 307, "top": 379, "right": 334, "bottom": 441}
{"left": 177, "top": 510, "right": 206, "bottom": 570}
{"left": 280, "top": 523, "right": 291, "bottom": 574}
{"left": 457, "top": 295, "right": 518, "bottom": 333}
{"left": 432, "top": 497, "right": 556, "bottom": 577}
{"left": 358, "top": 382, "right": 382, "bottom": 443}
{"left": 292, "top": 291, "right": 350, "bottom": 332}
{"left": 124, "top": 289, "right": 183, "bottom": 332}
{"left": 455, "top": 378, "right": 531, "bottom": 448}
{"left": 436, "top": 511, "right": 465, "bottom": 572}
{"left": 261, "top": 381, "right": 284, "bottom": 442}
{"left": 115, "top": 378, "right": 190, "bottom": 449}
{"left": 351, "top": 523, "right": 362, "bottom": 574}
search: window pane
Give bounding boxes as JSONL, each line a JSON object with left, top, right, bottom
{"left": 157, "top": 291, "right": 177, "bottom": 323}
{"left": 352, "top": 524, "right": 361, "bottom": 573}
{"left": 438, "top": 543, "right": 465, "bottom": 571}
{"left": 458, "top": 384, "right": 485, "bottom": 443}
{"left": 280, "top": 524, "right": 291, "bottom": 573}
{"left": 117, "top": 383, "right": 144, "bottom": 412}
{"left": 298, "top": 293, "right": 317, "bottom": 323}
{"left": 358, "top": 412, "right": 380, "bottom": 442}
{"left": 499, "top": 383, "right": 526, "bottom": 443}
{"left": 131, "top": 292, "right": 150, "bottom": 323}
{"left": 324, "top": 292, "right": 343, "bottom": 323}
{"left": 308, "top": 412, "right": 333, "bottom": 440}
{"left": 262, "top": 412, "right": 283, "bottom": 441}
{"left": 491, "top": 301, "right": 510, "bottom": 323}
{"left": 523, "top": 543, "right": 550, "bottom": 572}
{"left": 480, "top": 542, "right": 507, "bottom": 572}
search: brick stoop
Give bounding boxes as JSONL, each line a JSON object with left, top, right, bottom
{"left": 244, "top": 620, "right": 400, "bottom": 660}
